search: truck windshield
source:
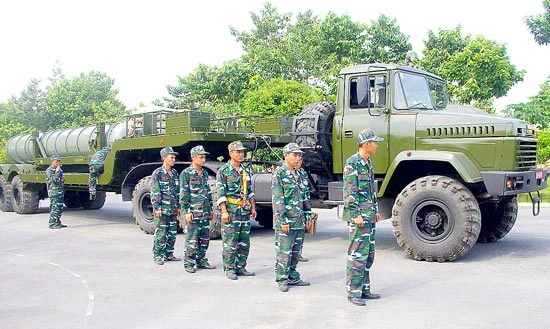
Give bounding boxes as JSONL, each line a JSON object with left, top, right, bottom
{"left": 394, "top": 71, "right": 448, "bottom": 110}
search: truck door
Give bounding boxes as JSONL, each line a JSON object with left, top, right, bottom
{"left": 340, "top": 73, "right": 390, "bottom": 174}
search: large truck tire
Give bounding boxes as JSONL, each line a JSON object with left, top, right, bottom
{"left": 80, "top": 191, "right": 106, "bottom": 210}
{"left": 0, "top": 175, "right": 13, "bottom": 212}
{"left": 64, "top": 191, "right": 82, "bottom": 208}
{"left": 477, "top": 197, "right": 518, "bottom": 243}
{"left": 391, "top": 175, "right": 481, "bottom": 262}
{"left": 10, "top": 175, "right": 39, "bottom": 214}
{"left": 132, "top": 176, "right": 155, "bottom": 234}
{"left": 294, "top": 101, "right": 336, "bottom": 173}
{"left": 208, "top": 177, "right": 222, "bottom": 239}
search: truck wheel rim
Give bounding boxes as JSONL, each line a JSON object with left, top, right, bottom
{"left": 412, "top": 199, "right": 454, "bottom": 243}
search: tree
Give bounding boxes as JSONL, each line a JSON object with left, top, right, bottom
{"left": 525, "top": 0, "right": 550, "bottom": 45}
{"left": 364, "top": 14, "right": 412, "bottom": 64}
{"left": 241, "top": 78, "right": 325, "bottom": 117}
{"left": 421, "top": 27, "right": 524, "bottom": 109}
{"left": 0, "top": 103, "right": 33, "bottom": 163}
{"left": 503, "top": 77, "right": 550, "bottom": 129}
{"left": 45, "top": 71, "right": 127, "bottom": 129}
{"left": 8, "top": 79, "right": 48, "bottom": 131}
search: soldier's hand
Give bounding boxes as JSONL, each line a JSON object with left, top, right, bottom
{"left": 177, "top": 209, "right": 182, "bottom": 218}
{"left": 353, "top": 215, "right": 364, "bottom": 228}
{"left": 185, "top": 213, "right": 193, "bottom": 223}
{"left": 281, "top": 224, "right": 290, "bottom": 234}
{"left": 222, "top": 211, "right": 230, "bottom": 224}
{"left": 305, "top": 221, "right": 311, "bottom": 229}
{"left": 375, "top": 212, "right": 382, "bottom": 222}
{"left": 250, "top": 208, "right": 257, "bottom": 220}
{"left": 154, "top": 210, "right": 162, "bottom": 218}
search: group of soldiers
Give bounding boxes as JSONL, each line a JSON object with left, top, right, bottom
{"left": 44, "top": 128, "right": 384, "bottom": 306}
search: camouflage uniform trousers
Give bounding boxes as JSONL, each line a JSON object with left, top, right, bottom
{"left": 152, "top": 214, "right": 178, "bottom": 261}
{"left": 88, "top": 164, "right": 103, "bottom": 195}
{"left": 49, "top": 196, "right": 64, "bottom": 228}
{"left": 275, "top": 229, "right": 304, "bottom": 285}
{"left": 222, "top": 213, "right": 251, "bottom": 274}
{"left": 346, "top": 222, "right": 376, "bottom": 298}
{"left": 184, "top": 217, "right": 211, "bottom": 268}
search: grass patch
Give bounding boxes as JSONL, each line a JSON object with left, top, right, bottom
{"left": 516, "top": 185, "right": 550, "bottom": 203}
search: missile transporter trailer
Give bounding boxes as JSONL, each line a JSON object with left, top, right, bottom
{"left": 1, "top": 63, "right": 547, "bottom": 262}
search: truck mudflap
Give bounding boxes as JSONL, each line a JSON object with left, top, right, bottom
{"left": 480, "top": 168, "right": 548, "bottom": 197}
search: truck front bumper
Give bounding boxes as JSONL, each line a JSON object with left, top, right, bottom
{"left": 480, "top": 168, "right": 548, "bottom": 196}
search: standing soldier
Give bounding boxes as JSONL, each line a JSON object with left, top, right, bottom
{"left": 272, "top": 143, "right": 312, "bottom": 292}
{"left": 343, "top": 129, "right": 384, "bottom": 306}
{"left": 88, "top": 144, "right": 111, "bottom": 200}
{"left": 216, "top": 141, "right": 257, "bottom": 280}
{"left": 295, "top": 157, "right": 312, "bottom": 262}
{"left": 45, "top": 154, "right": 67, "bottom": 229}
{"left": 151, "top": 146, "right": 182, "bottom": 265}
{"left": 180, "top": 145, "right": 216, "bottom": 273}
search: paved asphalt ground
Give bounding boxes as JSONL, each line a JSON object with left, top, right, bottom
{"left": 1, "top": 194, "right": 550, "bottom": 329}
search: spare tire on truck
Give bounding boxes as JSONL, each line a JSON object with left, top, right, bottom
{"left": 293, "top": 101, "right": 336, "bottom": 175}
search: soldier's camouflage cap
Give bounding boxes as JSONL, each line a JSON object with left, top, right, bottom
{"left": 357, "top": 128, "right": 384, "bottom": 145}
{"left": 50, "top": 154, "right": 60, "bottom": 161}
{"left": 190, "top": 145, "right": 210, "bottom": 156}
{"left": 228, "top": 141, "right": 247, "bottom": 151}
{"left": 160, "top": 146, "right": 179, "bottom": 157}
{"left": 283, "top": 143, "right": 303, "bottom": 154}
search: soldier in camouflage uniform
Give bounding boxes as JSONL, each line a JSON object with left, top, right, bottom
{"left": 272, "top": 143, "right": 312, "bottom": 292}
{"left": 296, "top": 157, "right": 312, "bottom": 262}
{"left": 45, "top": 154, "right": 67, "bottom": 229}
{"left": 151, "top": 146, "right": 182, "bottom": 265}
{"left": 180, "top": 145, "right": 216, "bottom": 273}
{"left": 216, "top": 141, "right": 257, "bottom": 280}
{"left": 343, "top": 129, "right": 384, "bottom": 306}
{"left": 88, "top": 145, "right": 111, "bottom": 200}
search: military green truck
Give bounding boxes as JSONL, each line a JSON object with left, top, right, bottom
{"left": 1, "top": 64, "right": 546, "bottom": 262}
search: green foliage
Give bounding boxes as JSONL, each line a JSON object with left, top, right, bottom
{"left": 0, "top": 106, "right": 33, "bottom": 163}
{"left": 503, "top": 78, "right": 550, "bottom": 129}
{"left": 364, "top": 14, "right": 412, "bottom": 64}
{"left": 422, "top": 27, "right": 524, "bottom": 108}
{"left": 525, "top": 0, "right": 550, "bottom": 45}
{"left": 45, "top": 71, "right": 127, "bottom": 129}
{"left": 242, "top": 78, "right": 325, "bottom": 117}
{"left": 537, "top": 130, "right": 550, "bottom": 164}
{"left": 7, "top": 79, "right": 48, "bottom": 131}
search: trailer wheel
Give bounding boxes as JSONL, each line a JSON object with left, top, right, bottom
{"left": 133, "top": 176, "right": 155, "bottom": 234}
{"left": 0, "top": 175, "right": 13, "bottom": 212}
{"left": 391, "top": 175, "right": 481, "bottom": 262}
{"left": 64, "top": 191, "right": 82, "bottom": 208}
{"left": 255, "top": 206, "right": 273, "bottom": 229}
{"left": 10, "top": 175, "right": 39, "bottom": 214}
{"left": 80, "top": 191, "right": 106, "bottom": 210}
{"left": 477, "top": 197, "right": 518, "bottom": 243}
{"left": 208, "top": 177, "right": 222, "bottom": 239}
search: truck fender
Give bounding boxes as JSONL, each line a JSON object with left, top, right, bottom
{"left": 379, "top": 150, "right": 482, "bottom": 195}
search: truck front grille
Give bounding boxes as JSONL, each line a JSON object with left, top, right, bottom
{"left": 516, "top": 139, "right": 538, "bottom": 169}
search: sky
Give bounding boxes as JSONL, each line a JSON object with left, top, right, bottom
{"left": 1, "top": 0, "right": 550, "bottom": 111}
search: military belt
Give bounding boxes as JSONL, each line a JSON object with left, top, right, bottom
{"left": 227, "top": 197, "right": 246, "bottom": 207}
